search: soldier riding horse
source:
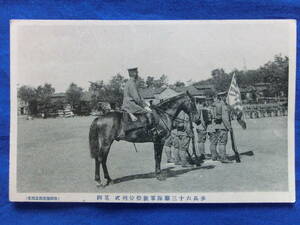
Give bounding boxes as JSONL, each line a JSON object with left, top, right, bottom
{"left": 89, "top": 91, "right": 201, "bottom": 187}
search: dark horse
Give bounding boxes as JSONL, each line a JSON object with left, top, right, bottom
{"left": 89, "top": 91, "right": 200, "bottom": 187}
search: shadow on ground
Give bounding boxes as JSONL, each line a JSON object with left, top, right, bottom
{"left": 203, "top": 150, "right": 254, "bottom": 161}
{"left": 228, "top": 150, "right": 254, "bottom": 161}
{"left": 112, "top": 165, "right": 215, "bottom": 184}
{"left": 112, "top": 151, "right": 254, "bottom": 184}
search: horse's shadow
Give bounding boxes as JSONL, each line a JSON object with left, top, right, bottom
{"left": 112, "top": 151, "right": 254, "bottom": 185}
{"left": 112, "top": 165, "right": 215, "bottom": 185}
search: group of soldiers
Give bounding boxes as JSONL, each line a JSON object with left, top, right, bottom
{"left": 164, "top": 92, "right": 233, "bottom": 167}
{"left": 120, "top": 67, "right": 233, "bottom": 165}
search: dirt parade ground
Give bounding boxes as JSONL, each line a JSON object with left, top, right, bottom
{"left": 16, "top": 116, "right": 288, "bottom": 193}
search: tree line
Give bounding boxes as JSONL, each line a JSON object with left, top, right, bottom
{"left": 18, "top": 54, "right": 288, "bottom": 116}
{"left": 197, "top": 54, "right": 288, "bottom": 97}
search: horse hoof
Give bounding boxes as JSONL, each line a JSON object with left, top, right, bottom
{"left": 108, "top": 179, "right": 114, "bottom": 185}
{"left": 101, "top": 179, "right": 113, "bottom": 187}
{"left": 95, "top": 180, "right": 102, "bottom": 188}
{"left": 156, "top": 174, "right": 166, "bottom": 181}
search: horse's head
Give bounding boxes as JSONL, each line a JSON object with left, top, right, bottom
{"left": 182, "top": 91, "right": 201, "bottom": 124}
{"left": 154, "top": 91, "right": 201, "bottom": 125}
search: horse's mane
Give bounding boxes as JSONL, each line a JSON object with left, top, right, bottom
{"left": 155, "top": 93, "right": 186, "bottom": 109}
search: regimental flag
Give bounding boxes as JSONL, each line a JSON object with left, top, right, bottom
{"left": 227, "top": 73, "right": 242, "bottom": 110}
{"left": 227, "top": 73, "right": 247, "bottom": 129}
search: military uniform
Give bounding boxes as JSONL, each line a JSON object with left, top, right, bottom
{"left": 207, "top": 94, "right": 231, "bottom": 162}
{"left": 164, "top": 129, "right": 177, "bottom": 163}
{"left": 174, "top": 111, "right": 193, "bottom": 167}
{"left": 122, "top": 77, "right": 148, "bottom": 114}
{"left": 195, "top": 104, "right": 208, "bottom": 157}
{"left": 117, "top": 68, "right": 154, "bottom": 140}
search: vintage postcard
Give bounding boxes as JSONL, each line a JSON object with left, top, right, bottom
{"left": 10, "top": 20, "right": 296, "bottom": 203}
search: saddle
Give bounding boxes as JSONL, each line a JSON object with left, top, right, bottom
{"left": 115, "top": 110, "right": 164, "bottom": 141}
{"left": 122, "top": 112, "right": 150, "bottom": 133}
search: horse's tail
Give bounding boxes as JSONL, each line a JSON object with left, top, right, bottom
{"left": 89, "top": 117, "right": 100, "bottom": 158}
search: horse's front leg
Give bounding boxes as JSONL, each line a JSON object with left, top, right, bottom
{"left": 154, "top": 140, "right": 166, "bottom": 181}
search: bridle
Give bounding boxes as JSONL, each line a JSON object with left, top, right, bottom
{"left": 152, "top": 94, "right": 199, "bottom": 133}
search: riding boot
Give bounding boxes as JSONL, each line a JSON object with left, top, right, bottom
{"left": 145, "top": 112, "right": 154, "bottom": 128}
{"left": 115, "top": 129, "right": 125, "bottom": 141}
{"left": 145, "top": 112, "right": 158, "bottom": 137}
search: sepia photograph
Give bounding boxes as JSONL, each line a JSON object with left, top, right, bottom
{"left": 10, "top": 20, "right": 296, "bottom": 203}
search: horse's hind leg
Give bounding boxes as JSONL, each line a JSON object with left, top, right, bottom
{"left": 101, "top": 141, "right": 113, "bottom": 186}
{"left": 95, "top": 157, "right": 101, "bottom": 187}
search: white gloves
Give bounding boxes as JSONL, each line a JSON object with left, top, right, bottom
{"left": 129, "top": 113, "right": 138, "bottom": 121}
{"left": 144, "top": 106, "right": 152, "bottom": 112}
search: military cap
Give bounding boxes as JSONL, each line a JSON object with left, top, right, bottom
{"left": 128, "top": 67, "right": 138, "bottom": 77}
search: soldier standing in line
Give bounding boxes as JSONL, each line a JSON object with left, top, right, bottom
{"left": 207, "top": 92, "right": 232, "bottom": 163}
{"left": 195, "top": 101, "right": 208, "bottom": 160}
{"left": 173, "top": 111, "right": 194, "bottom": 167}
{"left": 164, "top": 128, "right": 178, "bottom": 164}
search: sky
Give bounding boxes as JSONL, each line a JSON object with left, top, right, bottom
{"left": 13, "top": 20, "right": 293, "bottom": 92}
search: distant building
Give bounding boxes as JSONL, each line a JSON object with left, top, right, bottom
{"left": 174, "top": 83, "right": 215, "bottom": 104}
{"left": 78, "top": 92, "right": 92, "bottom": 115}
{"left": 240, "top": 82, "right": 287, "bottom": 103}
{"left": 140, "top": 84, "right": 215, "bottom": 105}
{"left": 140, "top": 87, "right": 181, "bottom": 104}
{"left": 50, "top": 93, "right": 67, "bottom": 104}
{"left": 253, "top": 82, "right": 270, "bottom": 97}
{"left": 18, "top": 98, "right": 29, "bottom": 115}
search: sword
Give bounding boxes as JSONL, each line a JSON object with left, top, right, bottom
{"left": 133, "top": 143, "right": 138, "bottom": 153}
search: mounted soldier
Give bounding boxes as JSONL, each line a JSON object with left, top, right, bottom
{"left": 118, "top": 67, "right": 156, "bottom": 139}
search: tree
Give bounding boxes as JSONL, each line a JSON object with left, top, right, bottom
{"left": 259, "top": 54, "right": 288, "bottom": 97}
{"left": 66, "top": 83, "right": 83, "bottom": 109}
{"left": 146, "top": 76, "right": 155, "bottom": 88}
{"left": 174, "top": 81, "right": 185, "bottom": 88}
{"left": 89, "top": 80, "right": 105, "bottom": 110}
{"left": 18, "top": 85, "right": 36, "bottom": 103}
{"left": 137, "top": 77, "right": 146, "bottom": 89}
{"left": 89, "top": 74, "right": 127, "bottom": 108}
{"left": 17, "top": 85, "right": 37, "bottom": 115}
{"left": 211, "top": 68, "right": 231, "bottom": 92}
{"left": 36, "top": 83, "right": 55, "bottom": 114}
{"left": 159, "top": 74, "right": 168, "bottom": 87}
{"left": 146, "top": 74, "right": 169, "bottom": 88}
{"left": 104, "top": 74, "right": 127, "bottom": 106}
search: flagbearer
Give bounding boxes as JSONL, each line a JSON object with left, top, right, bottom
{"left": 207, "top": 92, "right": 232, "bottom": 163}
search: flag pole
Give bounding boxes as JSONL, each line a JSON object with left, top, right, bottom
{"left": 229, "top": 114, "right": 241, "bottom": 163}
{"left": 227, "top": 73, "right": 241, "bottom": 163}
